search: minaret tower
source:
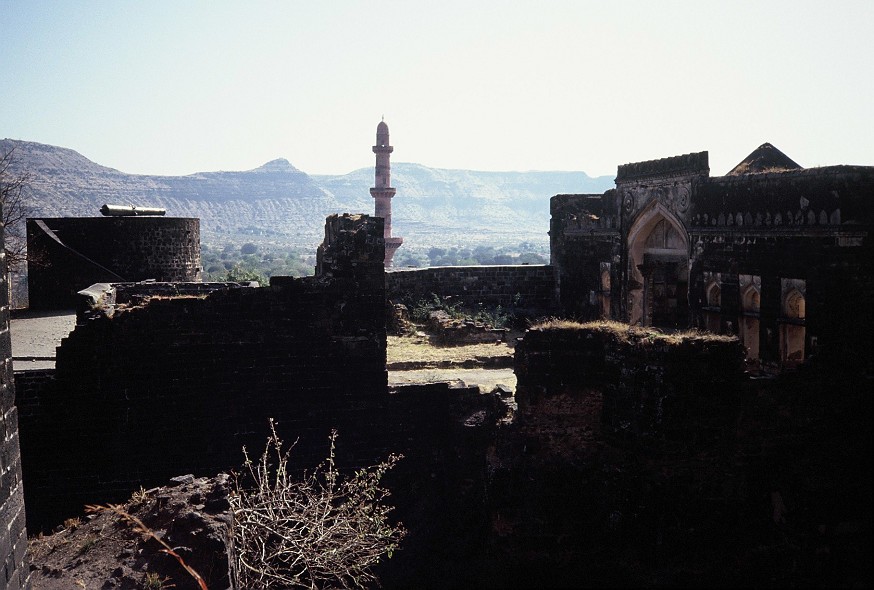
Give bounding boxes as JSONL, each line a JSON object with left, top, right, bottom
{"left": 370, "top": 118, "right": 403, "bottom": 267}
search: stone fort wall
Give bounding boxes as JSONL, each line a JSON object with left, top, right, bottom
{"left": 386, "top": 264, "right": 557, "bottom": 314}
{"left": 27, "top": 216, "right": 201, "bottom": 310}
{"left": 487, "top": 322, "right": 871, "bottom": 587}
{"left": 1, "top": 209, "right": 31, "bottom": 589}
{"left": 19, "top": 214, "right": 387, "bottom": 530}
{"left": 550, "top": 164, "right": 874, "bottom": 373}
{"left": 14, "top": 215, "right": 506, "bottom": 587}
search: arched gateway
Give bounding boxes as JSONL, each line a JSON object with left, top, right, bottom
{"left": 626, "top": 202, "right": 690, "bottom": 328}
{"left": 550, "top": 144, "right": 873, "bottom": 372}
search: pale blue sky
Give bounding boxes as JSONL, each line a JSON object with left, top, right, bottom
{"left": 2, "top": 0, "right": 872, "bottom": 178}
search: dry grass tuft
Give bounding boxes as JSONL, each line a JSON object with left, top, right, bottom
{"left": 529, "top": 318, "right": 736, "bottom": 345}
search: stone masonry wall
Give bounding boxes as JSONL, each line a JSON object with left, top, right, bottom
{"left": 484, "top": 323, "right": 748, "bottom": 587}
{"left": 386, "top": 264, "right": 556, "bottom": 315}
{"left": 15, "top": 214, "right": 508, "bottom": 588}
{"left": 514, "top": 323, "right": 746, "bottom": 459}
{"left": 486, "top": 322, "right": 871, "bottom": 588}
{"left": 550, "top": 193, "right": 621, "bottom": 320}
{"left": 688, "top": 166, "right": 874, "bottom": 370}
{"left": 1, "top": 209, "right": 31, "bottom": 589}
{"left": 27, "top": 216, "right": 201, "bottom": 310}
{"left": 19, "top": 214, "right": 386, "bottom": 531}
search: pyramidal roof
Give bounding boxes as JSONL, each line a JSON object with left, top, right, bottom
{"left": 726, "top": 143, "right": 802, "bottom": 176}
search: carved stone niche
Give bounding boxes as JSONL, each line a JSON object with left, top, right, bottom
{"left": 781, "top": 278, "right": 806, "bottom": 319}
{"left": 623, "top": 183, "right": 691, "bottom": 221}
{"left": 739, "top": 274, "right": 762, "bottom": 293}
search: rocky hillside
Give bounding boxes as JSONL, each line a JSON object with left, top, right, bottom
{"left": 316, "top": 163, "right": 613, "bottom": 250}
{"left": 2, "top": 139, "right": 338, "bottom": 248}
{"left": 2, "top": 138, "right": 613, "bottom": 250}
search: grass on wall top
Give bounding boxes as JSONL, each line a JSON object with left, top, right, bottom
{"left": 528, "top": 318, "right": 737, "bottom": 346}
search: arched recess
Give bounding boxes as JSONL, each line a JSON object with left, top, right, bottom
{"left": 599, "top": 268, "right": 612, "bottom": 319}
{"left": 707, "top": 283, "right": 722, "bottom": 307}
{"left": 704, "top": 281, "right": 722, "bottom": 333}
{"left": 740, "top": 285, "right": 761, "bottom": 361}
{"left": 780, "top": 289, "right": 806, "bottom": 365}
{"left": 626, "top": 202, "right": 690, "bottom": 327}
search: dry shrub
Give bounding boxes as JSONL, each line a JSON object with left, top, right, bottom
{"left": 230, "top": 420, "right": 405, "bottom": 589}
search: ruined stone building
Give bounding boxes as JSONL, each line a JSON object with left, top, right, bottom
{"left": 551, "top": 143, "right": 873, "bottom": 371}
{"left": 26, "top": 213, "right": 201, "bottom": 310}
{"left": 6, "top": 147, "right": 871, "bottom": 585}
{"left": 371, "top": 119, "right": 403, "bottom": 267}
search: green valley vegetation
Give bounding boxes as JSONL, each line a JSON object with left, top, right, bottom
{"left": 201, "top": 242, "right": 316, "bottom": 283}
{"left": 393, "top": 241, "right": 548, "bottom": 268}
{"left": 203, "top": 240, "right": 548, "bottom": 284}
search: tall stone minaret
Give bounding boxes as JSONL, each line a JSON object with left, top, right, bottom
{"left": 370, "top": 119, "right": 403, "bottom": 267}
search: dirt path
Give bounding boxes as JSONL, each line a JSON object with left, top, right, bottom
{"left": 9, "top": 313, "right": 519, "bottom": 391}
{"left": 387, "top": 332, "right": 519, "bottom": 392}
{"left": 10, "top": 310, "right": 76, "bottom": 369}
{"left": 389, "top": 367, "right": 516, "bottom": 392}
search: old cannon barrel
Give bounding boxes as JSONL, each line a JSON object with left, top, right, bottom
{"left": 100, "top": 204, "right": 166, "bottom": 217}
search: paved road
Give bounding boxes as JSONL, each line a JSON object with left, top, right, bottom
{"left": 9, "top": 310, "right": 77, "bottom": 370}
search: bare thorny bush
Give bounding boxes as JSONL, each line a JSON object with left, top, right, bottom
{"left": 230, "top": 420, "right": 406, "bottom": 589}
{"left": 0, "top": 146, "right": 32, "bottom": 272}
{"left": 1, "top": 146, "right": 37, "bottom": 307}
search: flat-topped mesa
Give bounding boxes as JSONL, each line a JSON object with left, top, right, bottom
{"left": 369, "top": 119, "right": 403, "bottom": 267}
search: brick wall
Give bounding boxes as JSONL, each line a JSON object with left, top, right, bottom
{"left": 1, "top": 209, "right": 31, "bottom": 589}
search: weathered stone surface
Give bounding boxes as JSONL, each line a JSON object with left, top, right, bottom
{"left": 426, "top": 310, "right": 509, "bottom": 345}
{"left": 1, "top": 202, "right": 31, "bottom": 589}
{"left": 515, "top": 323, "right": 745, "bottom": 458}
{"left": 15, "top": 214, "right": 515, "bottom": 588}
{"left": 28, "top": 474, "right": 233, "bottom": 590}
{"left": 551, "top": 146, "right": 874, "bottom": 374}
{"left": 27, "top": 216, "right": 201, "bottom": 310}
{"left": 386, "top": 264, "right": 557, "bottom": 316}
{"left": 486, "top": 322, "right": 871, "bottom": 588}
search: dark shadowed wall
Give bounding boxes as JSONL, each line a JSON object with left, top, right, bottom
{"left": 386, "top": 264, "right": 557, "bottom": 315}
{"left": 26, "top": 216, "right": 201, "bottom": 310}
{"left": 1, "top": 206, "right": 31, "bottom": 589}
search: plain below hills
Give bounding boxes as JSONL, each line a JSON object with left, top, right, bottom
{"left": 2, "top": 138, "right": 614, "bottom": 251}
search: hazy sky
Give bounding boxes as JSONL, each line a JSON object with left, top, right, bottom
{"left": 2, "top": 1, "right": 872, "bottom": 178}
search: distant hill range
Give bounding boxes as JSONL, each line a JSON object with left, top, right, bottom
{"left": 1, "top": 139, "right": 614, "bottom": 250}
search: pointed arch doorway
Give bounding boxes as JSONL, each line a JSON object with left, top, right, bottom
{"left": 627, "top": 203, "right": 690, "bottom": 328}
